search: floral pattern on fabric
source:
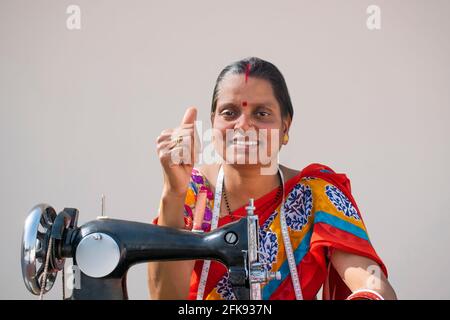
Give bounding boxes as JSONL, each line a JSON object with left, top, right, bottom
{"left": 259, "top": 228, "right": 278, "bottom": 271}
{"left": 215, "top": 272, "right": 237, "bottom": 300}
{"left": 325, "top": 185, "right": 360, "bottom": 220}
{"left": 262, "top": 210, "right": 278, "bottom": 230}
{"left": 283, "top": 184, "right": 313, "bottom": 231}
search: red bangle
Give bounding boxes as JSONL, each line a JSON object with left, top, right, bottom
{"left": 347, "top": 289, "right": 384, "bottom": 300}
{"left": 152, "top": 216, "right": 193, "bottom": 230}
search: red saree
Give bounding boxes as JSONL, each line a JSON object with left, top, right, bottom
{"left": 155, "top": 163, "right": 387, "bottom": 300}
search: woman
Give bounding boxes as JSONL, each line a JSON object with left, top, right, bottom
{"left": 148, "top": 57, "right": 397, "bottom": 300}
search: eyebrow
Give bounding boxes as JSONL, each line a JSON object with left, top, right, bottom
{"left": 217, "top": 101, "right": 275, "bottom": 110}
{"left": 217, "top": 102, "right": 238, "bottom": 110}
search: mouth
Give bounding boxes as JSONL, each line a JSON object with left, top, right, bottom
{"left": 230, "top": 137, "right": 260, "bottom": 147}
{"left": 233, "top": 139, "right": 258, "bottom": 146}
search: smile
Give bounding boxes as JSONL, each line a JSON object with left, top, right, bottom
{"left": 232, "top": 140, "right": 258, "bottom": 146}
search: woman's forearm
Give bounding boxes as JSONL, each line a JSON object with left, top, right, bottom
{"left": 147, "top": 190, "right": 195, "bottom": 299}
{"left": 156, "top": 189, "right": 187, "bottom": 228}
{"left": 331, "top": 249, "right": 398, "bottom": 300}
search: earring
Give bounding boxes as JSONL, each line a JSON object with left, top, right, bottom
{"left": 283, "top": 134, "right": 289, "bottom": 145}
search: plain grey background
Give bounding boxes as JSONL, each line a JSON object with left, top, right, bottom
{"left": 1, "top": 0, "right": 449, "bottom": 299}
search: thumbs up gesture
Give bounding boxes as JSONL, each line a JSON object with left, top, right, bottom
{"left": 156, "top": 107, "right": 200, "bottom": 197}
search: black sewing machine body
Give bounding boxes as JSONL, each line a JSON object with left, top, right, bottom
{"left": 70, "top": 216, "right": 249, "bottom": 299}
{"left": 21, "top": 203, "right": 277, "bottom": 300}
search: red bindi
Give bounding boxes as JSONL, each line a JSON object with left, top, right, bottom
{"left": 242, "top": 101, "right": 248, "bottom": 107}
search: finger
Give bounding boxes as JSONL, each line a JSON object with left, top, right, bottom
{"left": 167, "top": 145, "right": 191, "bottom": 166}
{"left": 170, "top": 128, "right": 193, "bottom": 139}
{"left": 180, "top": 107, "right": 197, "bottom": 126}
{"left": 157, "top": 140, "right": 175, "bottom": 152}
{"left": 192, "top": 124, "right": 200, "bottom": 164}
{"left": 156, "top": 133, "right": 171, "bottom": 144}
{"left": 157, "top": 128, "right": 192, "bottom": 144}
{"left": 180, "top": 123, "right": 195, "bottom": 129}
{"left": 159, "top": 145, "right": 186, "bottom": 164}
{"left": 160, "top": 128, "right": 173, "bottom": 135}
{"left": 156, "top": 129, "right": 173, "bottom": 143}
{"left": 165, "top": 134, "right": 193, "bottom": 151}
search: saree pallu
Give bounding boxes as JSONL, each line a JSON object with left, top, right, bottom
{"left": 155, "top": 163, "right": 387, "bottom": 300}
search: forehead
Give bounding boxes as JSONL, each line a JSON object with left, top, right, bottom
{"left": 217, "top": 74, "right": 276, "bottom": 103}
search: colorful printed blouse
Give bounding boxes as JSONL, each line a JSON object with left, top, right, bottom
{"left": 155, "top": 163, "right": 387, "bottom": 300}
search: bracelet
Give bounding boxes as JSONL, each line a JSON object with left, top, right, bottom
{"left": 152, "top": 216, "right": 193, "bottom": 230}
{"left": 347, "top": 289, "right": 384, "bottom": 300}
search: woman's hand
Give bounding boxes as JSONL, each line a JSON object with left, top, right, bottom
{"left": 149, "top": 107, "right": 200, "bottom": 300}
{"left": 156, "top": 107, "right": 199, "bottom": 197}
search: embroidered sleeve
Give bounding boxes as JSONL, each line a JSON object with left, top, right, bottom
{"left": 306, "top": 176, "right": 387, "bottom": 276}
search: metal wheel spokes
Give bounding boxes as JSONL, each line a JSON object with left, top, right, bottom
{"left": 21, "top": 204, "right": 59, "bottom": 295}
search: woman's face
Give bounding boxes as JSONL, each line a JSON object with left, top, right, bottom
{"left": 211, "top": 74, "right": 291, "bottom": 167}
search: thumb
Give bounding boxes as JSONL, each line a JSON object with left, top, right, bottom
{"left": 180, "top": 106, "right": 197, "bottom": 125}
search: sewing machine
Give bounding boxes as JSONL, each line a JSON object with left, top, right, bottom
{"left": 21, "top": 199, "right": 280, "bottom": 300}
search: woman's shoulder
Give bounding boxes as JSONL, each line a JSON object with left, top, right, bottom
{"left": 288, "top": 163, "right": 357, "bottom": 212}
{"left": 279, "top": 164, "right": 301, "bottom": 181}
{"left": 192, "top": 163, "right": 337, "bottom": 185}
{"left": 285, "top": 163, "right": 353, "bottom": 193}
{"left": 280, "top": 163, "right": 335, "bottom": 185}
{"left": 190, "top": 162, "right": 351, "bottom": 194}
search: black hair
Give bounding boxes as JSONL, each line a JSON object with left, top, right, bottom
{"left": 211, "top": 57, "right": 294, "bottom": 120}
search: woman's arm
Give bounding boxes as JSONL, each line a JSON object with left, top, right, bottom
{"left": 148, "top": 107, "right": 198, "bottom": 299}
{"left": 147, "top": 190, "right": 196, "bottom": 300}
{"left": 330, "top": 248, "right": 397, "bottom": 300}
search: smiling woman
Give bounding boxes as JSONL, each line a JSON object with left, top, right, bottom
{"left": 209, "top": 59, "right": 293, "bottom": 170}
{"left": 147, "top": 57, "right": 397, "bottom": 300}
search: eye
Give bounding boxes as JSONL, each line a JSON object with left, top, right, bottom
{"left": 220, "top": 109, "right": 237, "bottom": 118}
{"left": 257, "top": 111, "right": 270, "bottom": 117}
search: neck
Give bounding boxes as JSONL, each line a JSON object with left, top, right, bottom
{"left": 222, "top": 163, "right": 281, "bottom": 201}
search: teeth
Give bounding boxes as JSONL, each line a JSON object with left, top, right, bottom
{"left": 233, "top": 140, "right": 258, "bottom": 146}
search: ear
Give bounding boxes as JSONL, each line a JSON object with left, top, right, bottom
{"left": 282, "top": 116, "right": 292, "bottom": 136}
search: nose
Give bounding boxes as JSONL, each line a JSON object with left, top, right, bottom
{"left": 234, "top": 113, "right": 254, "bottom": 132}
